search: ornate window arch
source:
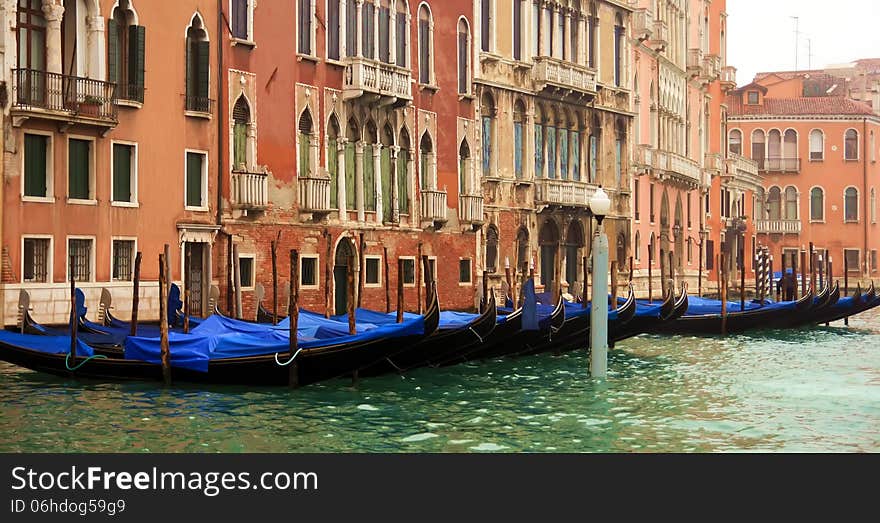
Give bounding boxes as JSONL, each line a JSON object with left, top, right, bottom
{"left": 185, "top": 13, "right": 210, "bottom": 113}
{"left": 457, "top": 17, "right": 471, "bottom": 95}
{"left": 110, "top": 1, "right": 145, "bottom": 102}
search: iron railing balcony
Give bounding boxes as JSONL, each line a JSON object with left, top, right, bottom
{"left": 532, "top": 56, "right": 597, "bottom": 99}
{"left": 534, "top": 178, "right": 599, "bottom": 209}
{"left": 761, "top": 157, "right": 801, "bottom": 173}
{"left": 185, "top": 94, "right": 214, "bottom": 114}
{"left": 755, "top": 219, "right": 802, "bottom": 234}
{"left": 116, "top": 83, "right": 145, "bottom": 104}
{"left": 343, "top": 56, "right": 412, "bottom": 105}
{"left": 11, "top": 68, "right": 117, "bottom": 127}
{"left": 231, "top": 170, "right": 269, "bottom": 210}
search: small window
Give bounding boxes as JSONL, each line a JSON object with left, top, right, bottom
{"left": 872, "top": 250, "right": 877, "bottom": 273}
{"left": 23, "top": 237, "right": 50, "bottom": 282}
{"left": 112, "top": 239, "right": 135, "bottom": 281}
{"left": 300, "top": 256, "right": 318, "bottom": 288}
{"left": 112, "top": 143, "right": 136, "bottom": 203}
{"left": 23, "top": 133, "right": 49, "bottom": 198}
{"left": 485, "top": 226, "right": 498, "bottom": 273}
{"left": 68, "top": 138, "right": 92, "bottom": 200}
{"left": 238, "top": 255, "right": 254, "bottom": 289}
{"left": 844, "top": 249, "right": 860, "bottom": 272}
{"left": 728, "top": 129, "right": 742, "bottom": 155}
{"left": 810, "top": 187, "right": 824, "bottom": 221}
{"left": 185, "top": 151, "right": 207, "bottom": 209}
{"left": 457, "top": 19, "right": 470, "bottom": 95}
{"left": 365, "top": 256, "right": 381, "bottom": 286}
{"left": 185, "top": 15, "right": 210, "bottom": 113}
{"left": 401, "top": 258, "right": 415, "bottom": 285}
{"left": 845, "top": 129, "right": 859, "bottom": 160}
{"left": 68, "top": 238, "right": 93, "bottom": 282}
{"left": 459, "top": 259, "right": 472, "bottom": 284}
{"left": 747, "top": 91, "right": 759, "bottom": 104}
{"left": 844, "top": 187, "right": 859, "bottom": 222}
{"left": 109, "top": 2, "right": 146, "bottom": 103}
{"left": 231, "top": 0, "right": 251, "bottom": 41}
{"left": 809, "top": 129, "right": 823, "bottom": 161}
{"left": 297, "top": 0, "right": 312, "bottom": 55}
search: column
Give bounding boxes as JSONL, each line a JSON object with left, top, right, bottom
{"left": 373, "top": 142, "right": 382, "bottom": 223}
{"left": 391, "top": 145, "right": 400, "bottom": 223}
{"left": 43, "top": 3, "right": 64, "bottom": 75}
{"left": 373, "top": 0, "right": 380, "bottom": 63}
{"left": 578, "top": 14, "right": 586, "bottom": 65}
{"left": 563, "top": 10, "right": 571, "bottom": 62}
{"left": 389, "top": 4, "right": 396, "bottom": 65}
{"left": 355, "top": 142, "right": 365, "bottom": 221}
{"left": 86, "top": 15, "right": 106, "bottom": 80}
{"left": 340, "top": 0, "right": 348, "bottom": 58}
{"left": 355, "top": 0, "right": 364, "bottom": 58}
{"left": 337, "top": 138, "right": 347, "bottom": 220}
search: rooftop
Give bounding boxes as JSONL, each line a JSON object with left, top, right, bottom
{"left": 727, "top": 95, "right": 875, "bottom": 117}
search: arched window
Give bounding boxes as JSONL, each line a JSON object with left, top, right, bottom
{"left": 16, "top": 0, "right": 46, "bottom": 88}
{"left": 485, "top": 225, "right": 499, "bottom": 273}
{"left": 512, "top": 0, "right": 523, "bottom": 60}
{"left": 328, "top": 116, "right": 340, "bottom": 208}
{"left": 751, "top": 129, "right": 765, "bottom": 169}
{"left": 345, "top": 118, "right": 359, "bottom": 208}
{"left": 588, "top": 2, "right": 598, "bottom": 69}
{"left": 362, "top": 0, "right": 375, "bottom": 58}
{"left": 767, "top": 129, "right": 781, "bottom": 168}
{"left": 185, "top": 14, "right": 210, "bottom": 112}
{"left": 398, "top": 128, "right": 410, "bottom": 215}
{"left": 810, "top": 187, "right": 823, "bottom": 221}
{"left": 634, "top": 231, "right": 641, "bottom": 261}
{"left": 844, "top": 187, "right": 859, "bottom": 222}
{"left": 232, "top": 95, "right": 251, "bottom": 170}
{"left": 396, "top": 1, "right": 408, "bottom": 67}
{"left": 538, "top": 220, "right": 559, "bottom": 287}
{"left": 845, "top": 129, "right": 859, "bottom": 160}
{"left": 109, "top": 1, "right": 145, "bottom": 103}
{"left": 531, "top": 0, "right": 540, "bottom": 57}
{"left": 571, "top": 112, "right": 581, "bottom": 181}
{"left": 546, "top": 110, "right": 557, "bottom": 179}
{"left": 558, "top": 115, "right": 569, "bottom": 180}
{"left": 380, "top": 124, "right": 394, "bottom": 221}
{"left": 457, "top": 18, "right": 470, "bottom": 95}
{"left": 297, "top": 0, "right": 313, "bottom": 55}
{"left": 481, "top": 93, "right": 495, "bottom": 178}
{"left": 571, "top": 1, "right": 581, "bottom": 64}
{"left": 728, "top": 129, "right": 742, "bottom": 155}
{"left": 767, "top": 186, "right": 781, "bottom": 220}
{"left": 364, "top": 121, "right": 378, "bottom": 211}
{"left": 589, "top": 115, "right": 600, "bottom": 183}
{"left": 419, "top": 131, "right": 434, "bottom": 190}
{"left": 378, "top": 0, "right": 391, "bottom": 63}
{"left": 346, "top": 0, "right": 358, "bottom": 57}
{"left": 534, "top": 106, "right": 544, "bottom": 178}
{"left": 480, "top": 0, "right": 492, "bottom": 52}
{"left": 513, "top": 100, "right": 526, "bottom": 179}
{"left": 649, "top": 232, "right": 655, "bottom": 264}
{"left": 418, "top": 4, "right": 433, "bottom": 84}
{"left": 327, "top": 1, "right": 340, "bottom": 60}
{"left": 809, "top": 129, "right": 823, "bottom": 161}
{"left": 298, "top": 109, "right": 313, "bottom": 177}
{"left": 459, "top": 139, "right": 471, "bottom": 194}
{"left": 784, "top": 186, "right": 798, "bottom": 220}
{"left": 783, "top": 129, "right": 797, "bottom": 170}
{"left": 613, "top": 13, "right": 624, "bottom": 87}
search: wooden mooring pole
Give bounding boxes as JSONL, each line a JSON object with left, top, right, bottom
{"left": 582, "top": 256, "right": 589, "bottom": 308}
{"left": 271, "top": 240, "right": 278, "bottom": 325}
{"left": 69, "top": 255, "right": 77, "bottom": 368}
{"left": 720, "top": 251, "right": 727, "bottom": 336}
{"left": 130, "top": 252, "right": 142, "bottom": 337}
{"left": 347, "top": 253, "right": 357, "bottom": 335}
{"left": 159, "top": 253, "right": 171, "bottom": 386}
{"left": 384, "top": 247, "right": 391, "bottom": 313}
{"left": 809, "top": 242, "right": 816, "bottom": 294}
{"left": 844, "top": 254, "right": 849, "bottom": 326}
{"left": 289, "top": 249, "right": 300, "bottom": 388}
{"left": 697, "top": 238, "right": 703, "bottom": 298}
{"left": 396, "top": 258, "right": 405, "bottom": 323}
{"left": 324, "top": 229, "right": 332, "bottom": 318}
{"left": 800, "top": 247, "right": 807, "bottom": 298}
{"left": 422, "top": 255, "right": 433, "bottom": 310}
{"left": 647, "top": 244, "right": 653, "bottom": 303}
{"left": 482, "top": 270, "right": 489, "bottom": 313}
{"left": 610, "top": 261, "right": 619, "bottom": 308}
{"left": 740, "top": 242, "right": 746, "bottom": 312}
{"left": 417, "top": 242, "right": 423, "bottom": 314}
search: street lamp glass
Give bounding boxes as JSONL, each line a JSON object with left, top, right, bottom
{"left": 589, "top": 187, "right": 611, "bottom": 217}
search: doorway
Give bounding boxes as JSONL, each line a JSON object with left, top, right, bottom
{"left": 334, "top": 238, "right": 356, "bottom": 315}
{"left": 184, "top": 242, "right": 206, "bottom": 316}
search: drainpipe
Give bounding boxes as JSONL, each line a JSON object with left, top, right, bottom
{"left": 217, "top": 0, "right": 229, "bottom": 311}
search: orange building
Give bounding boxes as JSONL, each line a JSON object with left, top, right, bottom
{"left": 0, "top": 0, "right": 220, "bottom": 326}
{"left": 728, "top": 71, "right": 880, "bottom": 284}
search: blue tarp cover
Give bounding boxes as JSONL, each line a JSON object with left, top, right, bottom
{"left": 0, "top": 330, "right": 94, "bottom": 357}
{"left": 333, "top": 308, "right": 479, "bottom": 330}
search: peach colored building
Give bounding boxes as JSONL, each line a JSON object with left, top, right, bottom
{"left": 0, "top": 1, "right": 220, "bottom": 326}
{"left": 728, "top": 74, "right": 880, "bottom": 283}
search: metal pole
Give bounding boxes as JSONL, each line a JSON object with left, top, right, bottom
{"left": 130, "top": 252, "right": 141, "bottom": 336}
{"left": 590, "top": 220, "right": 609, "bottom": 378}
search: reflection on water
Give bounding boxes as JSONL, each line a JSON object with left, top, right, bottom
{"left": 1, "top": 309, "right": 878, "bottom": 453}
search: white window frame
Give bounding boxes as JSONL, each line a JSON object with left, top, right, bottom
{"left": 727, "top": 128, "right": 742, "bottom": 156}
{"left": 229, "top": 0, "right": 256, "bottom": 46}
{"left": 844, "top": 128, "right": 859, "bottom": 161}
{"left": 458, "top": 257, "right": 472, "bottom": 286}
{"left": 843, "top": 248, "right": 861, "bottom": 272}
{"left": 363, "top": 254, "right": 383, "bottom": 288}
{"left": 21, "top": 235, "right": 54, "bottom": 284}
{"left": 299, "top": 254, "right": 320, "bottom": 290}
{"left": 184, "top": 12, "right": 213, "bottom": 120}
{"left": 400, "top": 256, "right": 416, "bottom": 287}
{"left": 238, "top": 253, "right": 255, "bottom": 290}
{"left": 66, "top": 235, "right": 96, "bottom": 283}
{"left": 417, "top": 2, "right": 436, "bottom": 87}
{"left": 808, "top": 128, "right": 824, "bottom": 161}
{"left": 110, "top": 236, "right": 138, "bottom": 282}
{"left": 184, "top": 148, "right": 210, "bottom": 211}
{"left": 110, "top": 140, "right": 139, "bottom": 207}
{"left": 20, "top": 130, "right": 55, "bottom": 203}
{"left": 296, "top": 0, "right": 318, "bottom": 61}
{"left": 66, "top": 135, "right": 97, "bottom": 205}
{"left": 456, "top": 16, "right": 472, "bottom": 97}
{"left": 809, "top": 186, "right": 825, "bottom": 223}
{"left": 843, "top": 185, "right": 859, "bottom": 223}
{"left": 422, "top": 255, "right": 437, "bottom": 287}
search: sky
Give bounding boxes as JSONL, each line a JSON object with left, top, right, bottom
{"left": 726, "top": 0, "right": 880, "bottom": 86}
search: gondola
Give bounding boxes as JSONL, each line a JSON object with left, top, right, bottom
{"left": 609, "top": 284, "right": 688, "bottom": 345}
{"left": 0, "top": 288, "right": 441, "bottom": 387}
{"left": 656, "top": 286, "right": 816, "bottom": 335}
{"left": 809, "top": 282, "right": 878, "bottom": 325}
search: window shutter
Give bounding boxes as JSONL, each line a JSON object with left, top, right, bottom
{"left": 345, "top": 143, "right": 356, "bottom": 208}
{"left": 24, "top": 134, "right": 47, "bottom": 198}
{"left": 107, "top": 19, "right": 119, "bottom": 85}
{"left": 397, "top": 150, "right": 408, "bottom": 214}
{"left": 186, "top": 40, "right": 194, "bottom": 102}
{"left": 197, "top": 40, "right": 210, "bottom": 103}
{"left": 233, "top": 0, "right": 248, "bottom": 40}
{"left": 186, "top": 152, "right": 203, "bottom": 207}
{"left": 419, "top": 20, "right": 429, "bottom": 83}
{"left": 128, "top": 25, "right": 145, "bottom": 102}
{"left": 234, "top": 124, "right": 248, "bottom": 169}
{"left": 363, "top": 144, "right": 375, "bottom": 211}
{"left": 113, "top": 143, "right": 132, "bottom": 202}
{"left": 329, "top": 137, "right": 338, "bottom": 208}
{"left": 69, "top": 140, "right": 90, "bottom": 200}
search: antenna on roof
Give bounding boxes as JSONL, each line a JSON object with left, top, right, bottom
{"left": 790, "top": 16, "right": 800, "bottom": 70}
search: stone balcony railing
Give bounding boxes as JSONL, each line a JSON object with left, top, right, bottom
{"left": 704, "top": 152, "right": 724, "bottom": 174}
{"left": 458, "top": 194, "right": 484, "bottom": 224}
{"left": 648, "top": 19, "right": 668, "bottom": 50}
{"left": 532, "top": 56, "right": 597, "bottom": 98}
{"left": 231, "top": 170, "right": 269, "bottom": 210}
{"left": 298, "top": 176, "right": 331, "bottom": 213}
{"left": 632, "top": 8, "right": 654, "bottom": 40}
{"left": 687, "top": 48, "right": 703, "bottom": 75}
{"left": 420, "top": 189, "right": 448, "bottom": 223}
{"left": 702, "top": 54, "right": 721, "bottom": 80}
{"left": 755, "top": 219, "right": 802, "bottom": 235}
{"left": 534, "top": 178, "right": 598, "bottom": 209}
{"left": 343, "top": 57, "right": 412, "bottom": 104}
{"left": 762, "top": 157, "right": 801, "bottom": 173}
{"left": 720, "top": 66, "right": 737, "bottom": 89}
{"left": 728, "top": 153, "right": 759, "bottom": 177}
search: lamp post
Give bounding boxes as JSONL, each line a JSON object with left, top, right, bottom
{"left": 589, "top": 187, "right": 612, "bottom": 378}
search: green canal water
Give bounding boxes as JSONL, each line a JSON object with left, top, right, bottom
{"left": 1, "top": 309, "right": 878, "bottom": 453}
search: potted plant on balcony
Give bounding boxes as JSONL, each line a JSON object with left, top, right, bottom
{"left": 77, "top": 95, "right": 103, "bottom": 117}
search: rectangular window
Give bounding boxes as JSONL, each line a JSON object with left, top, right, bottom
{"left": 514, "top": 121, "right": 523, "bottom": 178}
{"left": 513, "top": 0, "right": 522, "bottom": 60}
{"left": 547, "top": 128, "right": 556, "bottom": 178}
{"left": 687, "top": 193, "right": 692, "bottom": 228}
{"left": 531, "top": 2, "right": 539, "bottom": 56}
{"left": 570, "top": 131, "right": 580, "bottom": 181}
{"left": 238, "top": 255, "right": 254, "bottom": 289}
{"left": 23, "top": 237, "right": 50, "bottom": 282}
{"left": 589, "top": 135, "right": 598, "bottom": 183}
{"left": 301, "top": 256, "right": 318, "bottom": 288}
{"left": 459, "top": 259, "right": 472, "bottom": 284}
{"left": 112, "top": 143, "right": 135, "bottom": 203}
{"left": 327, "top": 0, "right": 340, "bottom": 60}
{"left": 232, "top": 0, "right": 250, "bottom": 40}
{"left": 559, "top": 129, "right": 568, "bottom": 179}
{"left": 68, "top": 138, "right": 91, "bottom": 200}
{"left": 423, "top": 258, "right": 437, "bottom": 286}
{"left": 112, "top": 239, "right": 135, "bottom": 281}
{"left": 401, "top": 258, "right": 415, "bottom": 285}
{"left": 298, "top": 0, "right": 312, "bottom": 54}
{"left": 185, "top": 151, "right": 206, "bottom": 209}
{"left": 365, "top": 256, "right": 381, "bottom": 286}
{"left": 844, "top": 249, "right": 860, "bottom": 272}
{"left": 872, "top": 250, "right": 877, "bottom": 273}
{"left": 534, "top": 125, "right": 543, "bottom": 177}
{"left": 24, "top": 133, "right": 48, "bottom": 198}
{"left": 418, "top": 15, "right": 430, "bottom": 83}
{"left": 747, "top": 91, "right": 759, "bottom": 104}
{"left": 362, "top": 3, "right": 375, "bottom": 59}
{"left": 68, "top": 238, "right": 93, "bottom": 282}
{"left": 706, "top": 240, "right": 715, "bottom": 271}
{"left": 649, "top": 183, "right": 655, "bottom": 222}
{"left": 378, "top": 4, "right": 390, "bottom": 63}
{"left": 634, "top": 179, "right": 640, "bottom": 220}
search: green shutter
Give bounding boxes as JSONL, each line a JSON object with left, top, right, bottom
{"left": 329, "top": 137, "right": 338, "bottom": 208}
{"left": 363, "top": 144, "right": 375, "bottom": 211}
{"left": 112, "top": 143, "right": 132, "bottom": 202}
{"left": 24, "top": 134, "right": 47, "bottom": 198}
{"left": 397, "top": 151, "right": 408, "bottom": 214}
{"left": 186, "top": 152, "right": 203, "bottom": 207}
{"left": 234, "top": 123, "right": 248, "bottom": 168}
{"left": 107, "top": 19, "right": 119, "bottom": 85}
{"left": 68, "top": 139, "right": 90, "bottom": 200}
{"left": 298, "top": 134, "right": 310, "bottom": 176}
{"left": 381, "top": 147, "right": 392, "bottom": 221}
{"left": 128, "top": 25, "right": 145, "bottom": 102}
{"left": 345, "top": 143, "right": 356, "bottom": 208}
{"left": 197, "top": 40, "right": 210, "bottom": 101}
{"left": 186, "top": 40, "right": 194, "bottom": 102}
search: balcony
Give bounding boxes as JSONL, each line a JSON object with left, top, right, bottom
{"left": 298, "top": 176, "right": 331, "bottom": 216}
{"left": 720, "top": 66, "right": 737, "bottom": 90}
{"left": 458, "top": 194, "right": 484, "bottom": 226}
{"left": 532, "top": 56, "right": 597, "bottom": 100}
{"left": 645, "top": 148, "right": 702, "bottom": 187}
{"left": 761, "top": 157, "right": 801, "bottom": 173}
{"left": 11, "top": 69, "right": 117, "bottom": 132}
{"left": 727, "top": 153, "right": 759, "bottom": 177}
{"left": 231, "top": 170, "right": 268, "bottom": 211}
{"left": 534, "top": 178, "right": 598, "bottom": 209}
{"left": 343, "top": 57, "right": 412, "bottom": 106}
{"left": 420, "top": 189, "right": 448, "bottom": 226}
{"left": 647, "top": 19, "right": 668, "bottom": 51}
{"left": 702, "top": 54, "right": 721, "bottom": 81}
{"left": 687, "top": 49, "right": 703, "bottom": 76}
{"left": 185, "top": 95, "right": 214, "bottom": 116}
{"left": 704, "top": 152, "right": 724, "bottom": 174}
{"left": 632, "top": 8, "right": 654, "bottom": 41}
{"left": 755, "top": 219, "right": 802, "bottom": 235}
